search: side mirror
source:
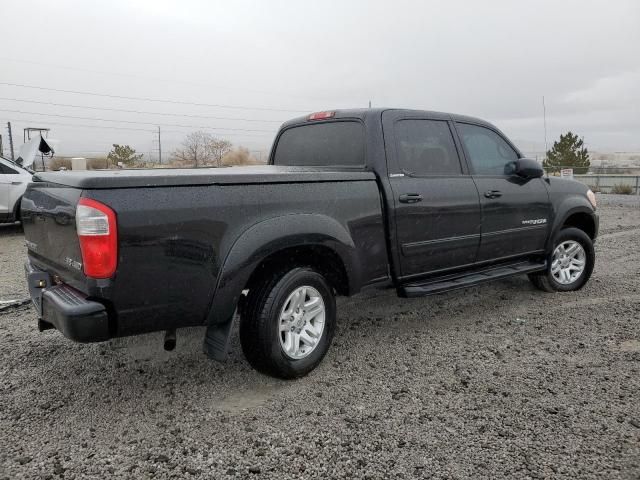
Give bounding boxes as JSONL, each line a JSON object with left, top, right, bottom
{"left": 513, "top": 158, "right": 544, "bottom": 179}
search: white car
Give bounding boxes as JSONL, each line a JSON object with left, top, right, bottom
{"left": 0, "top": 156, "right": 32, "bottom": 223}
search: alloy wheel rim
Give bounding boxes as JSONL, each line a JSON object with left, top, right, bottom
{"left": 551, "top": 240, "right": 586, "bottom": 285}
{"left": 279, "top": 286, "right": 325, "bottom": 360}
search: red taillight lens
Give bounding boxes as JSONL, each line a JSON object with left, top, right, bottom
{"left": 76, "top": 197, "right": 118, "bottom": 278}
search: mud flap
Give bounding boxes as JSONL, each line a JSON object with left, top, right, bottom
{"left": 203, "top": 316, "right": 234, "bottom": 362}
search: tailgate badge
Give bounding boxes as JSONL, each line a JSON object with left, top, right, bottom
{"left": 65, "top": 257, "right": 83, "bottom": 271}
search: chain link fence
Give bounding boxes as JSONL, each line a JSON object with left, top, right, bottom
{"left": 573, "top": 174, "right": 640, "bottom": 195}
{"left": 542, "top": 165, "right": 640, "bottom": 195}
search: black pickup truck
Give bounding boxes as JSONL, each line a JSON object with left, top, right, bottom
{"left": 22, "top": 109, "right": 598, "bottom": 378}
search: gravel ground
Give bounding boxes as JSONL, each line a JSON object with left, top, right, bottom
{"left": 0, "top": 194, "right": 639, "bottom": 479}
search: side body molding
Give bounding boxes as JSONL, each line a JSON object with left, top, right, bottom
{"left": 205, "top": 214, "right": 361, "bottom": 325}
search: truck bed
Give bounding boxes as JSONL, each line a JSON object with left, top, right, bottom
{"left": 33, "top": 165, "right": 375, "bottom": 189}
{"left": 22, "top": 166, "right": 388, "bottom": 339}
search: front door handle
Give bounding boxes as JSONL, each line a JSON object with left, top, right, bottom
{"left": 399, "top": 193, "right": 423, "bottom": 203}
{"left": 484, "top": 190, "right": 502, "bottom": 199}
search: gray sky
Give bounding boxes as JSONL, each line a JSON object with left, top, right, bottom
{"left": 1, "top": 0, "right": 639, "bottom": 158}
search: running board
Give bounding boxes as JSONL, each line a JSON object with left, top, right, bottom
{"left": 399, "top": 261, "right": 546, "bottom": 298}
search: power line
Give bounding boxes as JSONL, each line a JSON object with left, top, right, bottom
{"left": 0, "top": 81, "right": 309, "bottom": 113}
{"left": 0, "top": 108, "right": 276, "bottom": 133}
{"left": 0, "top": 116, "right": 273, "bottom": 138}
{"left": 1, "top": 118, "right": 153, "bottom": 132}
{"left": 0, "top": 56, "right": 331, "bottom": 103}
{"left": 0, "top": 97, "right": 285, "bottom": 123}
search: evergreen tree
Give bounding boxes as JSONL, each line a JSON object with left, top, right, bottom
{"left": 543, "top": 132, "right": 590, "bottom": 174}
{"left": 107, "top": 144, "right": 143, "bottom": 167}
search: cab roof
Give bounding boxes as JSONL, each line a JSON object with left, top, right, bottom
{"left": 280, "top": 108, "right": 496, "bottom": 130}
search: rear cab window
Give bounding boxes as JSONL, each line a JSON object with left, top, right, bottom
{"left": 272, "top": 121, "right": 365, "bottom": 167}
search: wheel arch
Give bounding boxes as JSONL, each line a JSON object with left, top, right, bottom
{"left": 205, "top": 214, "right": 361, "bottom": 326}
{"left": 562, "top": 211, "right": 596, "bottom": 239}
{"left": 547, "top": 197, "right": 597, "bottom": 252}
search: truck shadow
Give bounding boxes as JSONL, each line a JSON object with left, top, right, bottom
{"left": 7, "top": 274, "right": 544, "bottom": 424}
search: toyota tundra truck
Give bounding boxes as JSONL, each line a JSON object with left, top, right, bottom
{"left": 21, "top": 109, "right": 598, "bottom": 378}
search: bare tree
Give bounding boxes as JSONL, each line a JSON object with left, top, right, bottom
{"left": 172, "top": 131, "right": 212, "bottom": 168}
{"left": 172, "top": 132, "right": 232, "bottom": 168}
{"left": 208, "top": 139, "right": 232, "bottom": 167}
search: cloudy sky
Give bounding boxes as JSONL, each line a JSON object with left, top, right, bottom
{"left": 1, "top": 0, "right": 639, "bottom": 159}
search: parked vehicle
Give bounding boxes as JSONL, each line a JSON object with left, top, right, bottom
{"left": 22, "top": 109, "right": 598, "bottom": 378}
{"left": 0, "top": 156, "right": 32, "bottom": 224}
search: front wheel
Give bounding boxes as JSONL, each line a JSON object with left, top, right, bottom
{"left": 529, "top": 227, "right": 595, "bottom": 292}
{"left": 240, "top": 267, "right": 336, "bottom": 379}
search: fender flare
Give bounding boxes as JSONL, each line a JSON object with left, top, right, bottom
{"left": 547, "top": 196, "right": 596, "bottom": 251}
{"left": 205, "top": 214, "right": 361, "bottom": 325}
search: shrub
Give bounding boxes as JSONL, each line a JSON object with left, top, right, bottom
{"left": 611, "top": 183, "right": 634, "bottom": 195}
{"left": 49, "top": 158, "right": 72, "bottom": 171}
{"left": 87, "top": 157, "right": 111, "bottom": 170}
{"left": 221, "top": 147, "right": 259, "bottom": 166}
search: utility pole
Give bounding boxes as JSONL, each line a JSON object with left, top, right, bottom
{"left": 157, "top": 126, "right": 162, "bottom": 164}
{"left": 368, "top": 100, "right": 372, "bottom": 108}
{"left": 7, "top": 122, "right": 15, "bottom": 160}
{"left": 542, "top": 96, "right": 548, "bottom": 156}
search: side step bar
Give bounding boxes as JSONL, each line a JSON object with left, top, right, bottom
{"left": 398, "top": 261, "right": 546, "bottom": 298}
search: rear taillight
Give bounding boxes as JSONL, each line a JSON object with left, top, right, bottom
{"left": 76, "top": 198, "right": 118, "bottom": 278}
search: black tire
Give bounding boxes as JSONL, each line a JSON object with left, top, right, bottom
{"left": 240, "top": 267, "right": 336, "bottom": 379}
{"left": 528, "top": 227, "right": 595, "bottom": 292}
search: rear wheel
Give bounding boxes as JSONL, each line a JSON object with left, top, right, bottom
{"left": 529, "top": 227, "right": 595, "bottom": 292}
{"left": 240, "top": 267, "right": 336, "bottom": 379}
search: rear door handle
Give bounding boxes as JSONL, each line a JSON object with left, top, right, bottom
{"left": 11, "top": 181, "right": 23, "bottom": 185}
{"left": 399, "top": 193, "right": 423, "bottom": 203}
{"left": 484, "top": 190, "right": 502, "bottom": 199}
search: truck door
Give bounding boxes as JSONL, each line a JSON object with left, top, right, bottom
{"left": 454, "top": 122, "right": 551, "bottom": 262}
{"left": 383, "top": 111, "right": 482, "bottom": 279}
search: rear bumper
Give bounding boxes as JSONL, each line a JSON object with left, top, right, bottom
{"left": 25, "top": 262, "right": 110, "bottom": 342}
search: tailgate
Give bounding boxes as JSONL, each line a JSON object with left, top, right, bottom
{"left": 21, "top": 182, "right": 87, "bottom": 291}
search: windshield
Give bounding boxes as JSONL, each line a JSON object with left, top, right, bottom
{"left": 1, "top": 156, "right": 33, "bottom": 174}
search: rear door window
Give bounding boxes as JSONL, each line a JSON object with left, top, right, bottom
{"left": 395, "top": 119, "right": 463, "bottom": 175}
{"left": 273, "top": 121, "right": 364, "bottom": 167}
